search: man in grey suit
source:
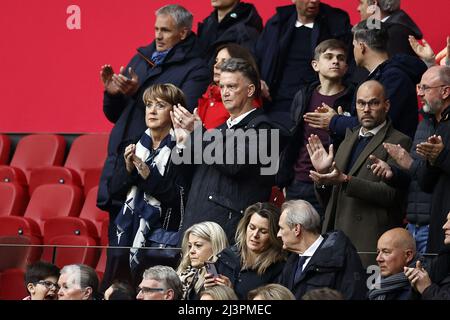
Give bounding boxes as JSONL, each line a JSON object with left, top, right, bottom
{"left": 307, "top": 80, "right": 411, "bottom": 266}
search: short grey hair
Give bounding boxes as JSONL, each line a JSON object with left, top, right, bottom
{"left": 156, "top": 4, "right": 193, "bottom": 31}
{"left": 220, "top": 58, "right": 261, "bottom": 98}
{"left": 143, "top": 265, "right": 183, "bottom": 300}
{"left": 281, "top": 200, "right": 321, "bottom": 233}
{"left": 368, "top": 0, "right": 401, "bottom": 13}
{"left": 60, "top": 264, "right": 99, "bottom": 297}
{"left": 352, "top": 20, "right": 389, "bottom": 52}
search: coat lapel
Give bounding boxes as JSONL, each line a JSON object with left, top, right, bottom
{"left": 334, "top": 128, "right": 358, "bottom": 172}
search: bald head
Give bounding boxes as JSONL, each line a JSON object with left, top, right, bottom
{"left": 376, "top": 228, "right": 416, "bottom": 277}
{"left": 356, "top": 80, "right": 390, "bottom": 130}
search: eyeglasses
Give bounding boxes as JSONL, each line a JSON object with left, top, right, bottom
{"left": 145, "top": 102, "right": 170, "bottom": 111}
{"left": 138, "top": 287, "right": 165, "bottom": 294}
{"left": 36, "top": 280, "right": 60, "bottom": 291}
{"left": 356, "top": 99, "right": 384, "bottom": 110}
{"left": 416, "top": 84, "right": 447, "bottom": 93}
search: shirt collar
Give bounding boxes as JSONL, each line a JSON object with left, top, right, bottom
{"left": 295, "top": 20, "right": 314, "bottom": 29}
{"left": 301, "top": 235, "right": 324, "bottom": 258}
{"left": 381, "top": 16, "right": 390, "bottom": 22}
{"left": 359, "top": 120, "right": 387, "bottom": 137}
{"left": 226, "top": 108, "right": 257, "bottom": 129}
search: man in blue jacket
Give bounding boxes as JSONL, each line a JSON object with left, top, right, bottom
{"left": 97, "top": 4, "right": 209, "bottom": 290}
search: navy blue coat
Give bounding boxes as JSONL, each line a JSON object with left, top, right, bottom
{"left": 97, "top": 34, "right": 209, "bottom": 215}
{"left": 198, "top": 1, "right": 262, "bottom": 65}
{"left": 278, "top": 231, "right": 367, "bottom": 300}
{"left": 329, "top": 54, "right": 427, "bottom": 139}
{"left": 254, "top": 3, "right": 352, "bottom": 107}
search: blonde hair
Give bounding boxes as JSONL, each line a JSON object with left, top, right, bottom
{"left": 177, "top": 222, "right": 229, "bottom": 273}
{"left": 142, "top": 83, "right": 186, "bottom": 108}
{"left": 200, "top": 286, "right": 238, "bottom": 300}
{"left": 248, "top": 284, "right": 295, "bottom": 300}
{"left": 235, "top": 202, "right": 285, "bottom": 275}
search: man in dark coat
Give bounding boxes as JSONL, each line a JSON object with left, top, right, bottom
{"left": 254, "top": 1, "right": 352, "bottom": 126}
{"left": 323, "top": 21, "right": 427, "bottom": 140}
{"left": 368, "top": 228, "right": 418, "bottom": 300}
{"left": 357, "top": 0, "right": 422, "bottom": 57}
{"left": 197, "top": 0, "right": 262, "bottom": 65}
{"left": 172, "top": 58, "right": 288, "bottom": 243}
{"left": 277, "top": 200, "right": 367, "bottom": 300}
{"left": 309, "top": 80, "right": 411, "bottom": 267}
{"left": 405, "top": 211, "right": 450, "bottom": 300}
{"left": 97, "top": 4, "right": 209, "bottom": 290}
{"left": 408, "top": 66, "right": 450, "bottom": 253}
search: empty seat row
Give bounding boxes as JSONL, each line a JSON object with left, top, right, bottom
{"left": 0, "top": 133, "right": 108, "bottom": 195}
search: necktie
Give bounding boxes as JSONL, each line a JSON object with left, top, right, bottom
{"left": 293, "top": 255, "right": 308, "bottom": 284}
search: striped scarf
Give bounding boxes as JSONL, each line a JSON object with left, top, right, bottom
{"left": 115, "top": 129, "right": 175, "bottom": 270}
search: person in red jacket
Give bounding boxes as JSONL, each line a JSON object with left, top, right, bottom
{"left": 197, "top": 43, "right": 261, "bottom": 129}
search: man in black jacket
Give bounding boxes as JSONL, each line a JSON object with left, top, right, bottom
{"left": 254, "top": 1, "right": 352, "bottom": 127}
{"left": 172, "top": 58, "right": 288, "bottom": 243}
{"left": 198, "top": 0, "right": 262, "bottom": 65}
{"left": 277, "top": 200, "right": 367, "bottom": 300}
{"left": 97, "top": 4, "right": 209, "bottom": 291}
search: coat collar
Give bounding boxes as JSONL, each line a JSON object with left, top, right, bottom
{"left": 335, "top": 119, "right": 393, "bottom": 175}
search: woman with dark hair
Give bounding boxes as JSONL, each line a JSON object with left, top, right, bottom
{"left": 197, "top": 42, "right": 261, "bottom": 129}
{"left": 204, "top": 202, "right": 286, "bottom": 299}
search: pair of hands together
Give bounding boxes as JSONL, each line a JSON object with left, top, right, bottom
{"left": 370, "top": 135, "right": 445, "bottom": 180}
{"left": 101, "top": 65, "right": 139, "bottom": 96}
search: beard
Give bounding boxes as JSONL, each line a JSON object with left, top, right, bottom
{"left": 422, "top": 103, "right": 436, "bottom": 114}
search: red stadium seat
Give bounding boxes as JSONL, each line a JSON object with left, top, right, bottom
{"left": 0, "top": 183, "right": 28, "bottom": 216}
{"left": 64, "top": 134, "right": 108, "bottom": 185}
{"left": 28, "top": 166, "right": 82, "bottom": 195}
{"left": 83, "top": 168, "right": 102, "bottom": 196}
{"left": 0, "top": 166, "right": 27, "bottom": 186}
{"left": 41, "top": 235, "right": 99, "bottom": 269}
{"left": 0, "top": 268, "right": 27, "bottom": 300}
{"left": 6, "top": 134, "right": 66, "bottom": 183}
{"left": 43, "top": 187, "right": 109, "bottom": 243}
{"left": 0, "top": 236, "right": 31, "bottom": 272}
{"left": 0, "top": 184, "right": 83, "bottom": 241}
{"left": 95, "top": 221, "right": 109, "bottom": 281}
{"left": 0, "top": 134, "right": 11, "bottom": 165}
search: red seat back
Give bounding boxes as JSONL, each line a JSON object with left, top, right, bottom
{"left": 0, "top": 183, "right": 28, "bottom": 216}
{"left": 24, "top": 184, "right": 83, "bottom": 235}
{"left": 0, "top": 134, "right": 11, "bottom": 165}
{"left": 0, "top": 236, "right": 31, "bottom": 272}
{"left": 0, "top": 268, "right": 27, "bottom": 300}
{"left": 65, "top": 134, "right": 108, "bottom": 185}
{"left": 42, "top": 235, "right": 99, "bottom": 268}
{"left": 79, "top": 187, "right": 109, "bottom": 237}
{"left": 28, "top": 166, "right": 82, "bottom": 195}
{"left": 10, "top": 134, "right": 66, "bottom": 182}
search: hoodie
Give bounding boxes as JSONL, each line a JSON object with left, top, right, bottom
{"left": 329, "top": 54, "right": 427, "bottom": 139}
